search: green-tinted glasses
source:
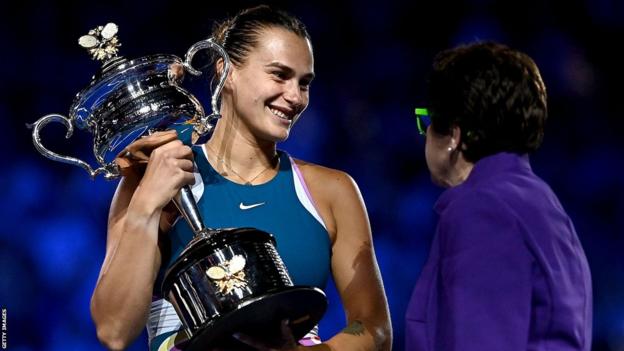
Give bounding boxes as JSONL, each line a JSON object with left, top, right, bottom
{"left": 414, "top": 108, "right": 431, "bottom": 136}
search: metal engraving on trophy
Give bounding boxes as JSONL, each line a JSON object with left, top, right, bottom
{"left": 206, "top": 255, "right": 249, "bottom": 295}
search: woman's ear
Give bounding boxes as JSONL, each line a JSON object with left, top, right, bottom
{"left": 215, "top": 57, "right": 225, "bottom": 79}
{"left": 215, "top": 57, "right": 234, "bottom": 90}
{"left": 450, "top": 125, "right": 462, "bottom": 151}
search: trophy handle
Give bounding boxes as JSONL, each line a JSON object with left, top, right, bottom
{"left": 29, "top": 114, "right": 121, "bottom": 180}
{"left": 183, "top": 38, "right": 231, "bottom": 120}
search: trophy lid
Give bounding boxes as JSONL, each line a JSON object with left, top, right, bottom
{"left": 78, "top": 23, "right": 121, "bottom": 62}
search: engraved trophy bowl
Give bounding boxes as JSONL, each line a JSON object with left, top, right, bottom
{"left": 29, "top": 23, "right": 327, "bottom": 350}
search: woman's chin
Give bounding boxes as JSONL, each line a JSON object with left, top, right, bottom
{"left": 267, "top": 124, "right": 292, "bottom": 142}
{"left": 258, "top": 128, "right": 290, "bottom": 144}
{"left": 430, "top": 174, "right": 451, "bottom": 188}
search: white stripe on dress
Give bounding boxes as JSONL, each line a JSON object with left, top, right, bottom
{"left": 190, "top": 150, "right": 205, "bottom": 202}
{"left": 289, "top": 156, "right": 327, "bottom": 230}
{"left": 147, "top": 298, "right": 183, "bottom": 345}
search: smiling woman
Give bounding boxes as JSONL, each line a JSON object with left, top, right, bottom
{"left": 88, "top": 5, "right": 391, "bottom": 351}
{"left": 215, "top": 25, "right": 314, "bottom": 144}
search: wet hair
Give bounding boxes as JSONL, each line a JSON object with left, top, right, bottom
{"left": 211, "top": 5, "right": 311, "bottom": 67}
{"left": 426, "top": 41, "right": 547, "bottom": 163}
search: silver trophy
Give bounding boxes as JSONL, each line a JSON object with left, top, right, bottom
{"left": 30, "top": 23, "right": 326, "bottom": 350}
{"left": 30, "top": 22, "right": 225, "bottom": 179}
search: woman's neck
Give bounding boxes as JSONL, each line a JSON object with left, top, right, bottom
{"left": 204, "top": 114, "right": 278, "bottom": 183}
{"left": 445, "top": 155, "right": 474, "bottom": 188}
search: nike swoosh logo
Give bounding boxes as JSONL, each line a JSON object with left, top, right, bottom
{"left": 239, "top": 202, "right": 266, "bottom": 210}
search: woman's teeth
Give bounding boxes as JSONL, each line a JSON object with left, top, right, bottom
{"left": 270, "top": 108, "right": 290, "bottom": 120}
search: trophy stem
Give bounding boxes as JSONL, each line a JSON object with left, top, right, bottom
{"left": 173, "top": 186, "right": 210, "bottom": 237}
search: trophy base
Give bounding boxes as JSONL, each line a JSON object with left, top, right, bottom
{"left": 185, "top": 286, "right": 327, "bottom": 351}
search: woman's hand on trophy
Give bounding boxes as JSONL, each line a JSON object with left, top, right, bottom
{"left": 129, "top": 131, "right": 195, "bottom": 212}
{"left": 115, "top": 130, "right": 180, "bottom": 178}
{"left": 168, "top": 62, "right": 185, "bottom": 83}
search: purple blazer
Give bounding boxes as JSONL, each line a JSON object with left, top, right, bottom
{"left": 406, "top": 152, "right": 592, "bottom": 351}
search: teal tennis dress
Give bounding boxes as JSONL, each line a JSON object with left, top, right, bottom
{"left": 148, "top": 145, "right": 331, "bottom": 350}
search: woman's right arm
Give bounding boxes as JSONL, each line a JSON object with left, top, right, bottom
{"left": 90, "top": 133, "right": 195, "bottom": 351}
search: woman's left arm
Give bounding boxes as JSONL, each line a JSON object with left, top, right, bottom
{"left": 236, "top": 166, "right": 392, "bottom": 351}
{"left": 321, "top": 171, "right": 392, "bottom": 351}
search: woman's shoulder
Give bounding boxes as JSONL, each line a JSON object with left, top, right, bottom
{"left": 291, "top": 158, "right": 359, "bottom": 196}
{"left": 290, "top": 158, "right": 364, "bottom": 241}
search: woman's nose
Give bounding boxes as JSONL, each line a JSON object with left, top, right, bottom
{"left": 283, "top": 80, "right": 304, "bottom": 106}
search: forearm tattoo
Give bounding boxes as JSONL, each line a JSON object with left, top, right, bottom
{"left": 341, "top": 320, "right": 365, "bottom": 336}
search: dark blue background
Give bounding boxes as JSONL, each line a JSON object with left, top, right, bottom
{"left": 1, "top": 0, "right": 623, "bottom": 350}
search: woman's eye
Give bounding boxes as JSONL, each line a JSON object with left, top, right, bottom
{"left": 272, "top": 71, "right": 287, "bottom": 80}
{"left": 300, "top": 79, "right": 313, "bottom": 90}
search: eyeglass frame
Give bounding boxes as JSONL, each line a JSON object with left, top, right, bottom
{"left": 414, "top": 107, "right": 430, "bottom": 136}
